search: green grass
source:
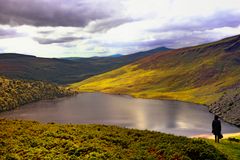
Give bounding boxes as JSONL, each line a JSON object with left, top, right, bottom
{"left": 0, "top": 119, "right": 227, "bottom": 160}
{"left": 205, "top": 136, "right": 240, "bottom": 160}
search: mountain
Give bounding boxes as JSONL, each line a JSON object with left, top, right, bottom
{"left": 70, "top": 34, "right": 240, "bottom": 105}
{"left": 109, "top": 54, "right": 123, "bottom": 57}
{"left": 0, "top": 47, "right": 170, "bottom": 84}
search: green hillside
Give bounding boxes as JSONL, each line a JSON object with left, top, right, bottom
{"left": 0, "top": 47, "right": 169, "bottom": 84}
{"left": 0, "top": 119, "right": 227, "bottom": 160}
{"left": 70, "top": 34, "right": 240, "bottom": 105}
{"left": 0, "top": 76, "right": 75, "bottom": 112}
{"left": 207, "top": 136, "right": 240, "bottom": 160}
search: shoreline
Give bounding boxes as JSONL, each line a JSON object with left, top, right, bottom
{"left": 77, "top": 90, "right": 207, "bottom": 106}
{"left": 1, "top": 117, "right": 239, "bottom": 139}
{"left": 191, "top": 132, "right": 240, "bottom": 139}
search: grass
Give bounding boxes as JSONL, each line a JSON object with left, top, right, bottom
{"left": 205, "top": 136, "right": 240, "bottom": 160}
{"left": 0, "top": 119, "right": 228, "bottom": 160}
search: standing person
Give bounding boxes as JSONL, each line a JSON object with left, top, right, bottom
{"left": 212, "top": 115, "right": 222, "bottom": 143}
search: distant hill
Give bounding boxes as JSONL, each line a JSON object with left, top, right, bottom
{"left": 0, "top": 47, "right": 170, "bottom": 84}
{"left": 71, "top": 34, "right": 240, "bottom": 105}
{"left": 109, "top": 54, "right": 123, "bottom": 57}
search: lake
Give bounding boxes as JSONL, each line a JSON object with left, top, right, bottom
{"left": 1, "top": 93, "right": 239, "bottom": 136}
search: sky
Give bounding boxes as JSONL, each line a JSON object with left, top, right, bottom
{"left": 0, "top": 0, "right": 240, "bottom": 58}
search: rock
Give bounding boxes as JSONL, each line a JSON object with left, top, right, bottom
{"left": 209, "top": 87, "right": 240, "bottom": 127}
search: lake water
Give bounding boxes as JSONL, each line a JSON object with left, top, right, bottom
{"left": 1, "top": 93, "right": 239, "bottom": 136}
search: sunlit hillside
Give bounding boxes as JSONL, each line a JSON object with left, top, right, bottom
{"left": 71, "top": 35, "right": 240, "bottom": 105}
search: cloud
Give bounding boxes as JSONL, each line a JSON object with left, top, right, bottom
{"left": 0, "top": 27, "right": 21, "bottom": 38}
{"left": 34, "top": 36, "right": 86, "bottom": 44}
{"left": 0, "top": 0, "right": 240, "bottom": 57}
{"left": 38, "top": 30, "right": 55, "bottom": 35}
{"left": 0, "top": 0, "right": 123, "bottom": 27}
{"left": 85, "top": 17, "right": 136, "bottom": 33}
{"left": 150, "top": 11, "right": 240, "bottom": 33}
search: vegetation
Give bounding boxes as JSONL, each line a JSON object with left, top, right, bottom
{"left": 0, "top": 76, "right": 75, "bottom": 112}
{"left": 0, "top": 119, "right": 227, "bottom": 160}
{"left": 70, "top": 34, "right": 240, "bottom": 106}
{"left": 205, "top": 136, "right": 240, "bottom": 160}
{"left": 0, "top": 47, "right": 169, "bottom": 84}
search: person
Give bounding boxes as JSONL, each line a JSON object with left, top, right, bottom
{"left": 212, "top": 115, "right": 222, "bottom": 143}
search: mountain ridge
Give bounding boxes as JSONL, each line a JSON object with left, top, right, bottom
{"left": 0, "top": 47, "right": 170, "bottom": 84}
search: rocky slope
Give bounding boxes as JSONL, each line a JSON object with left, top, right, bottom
{"left": 210, "top": 87, "right": 240, "bottom": 127}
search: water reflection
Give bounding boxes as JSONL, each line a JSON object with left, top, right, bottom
{"left": 0, "top": 93, "right": 239, "bottom": 137}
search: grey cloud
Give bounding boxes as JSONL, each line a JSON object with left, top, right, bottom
{"left": 85, "top": 17, "right": 135, "bottom": 33}
{"left": 0, "top": 28, "right": 21, "bottom": 38}
{"left": 151, "top": 11, "right": 240, "bottom": 33}
{"left": 34, "top": 36, "right": 86, "bottom": 44}
{"left": 132, "top": 34, "right": 216, "bottom": 49}
{"left": 100, "top": 31, "right": 218, "bottom": 50}
{"left": 0, "top": 0, "right": 122, "bottom": 27}
{"left": 38, "top": 30, "right": 55, "bottom": 35}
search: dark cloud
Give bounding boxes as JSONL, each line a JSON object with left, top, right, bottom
{"left": 0, "top": 0, "right": 122, "bottom": 27}
{"left": 34, "top": 36, "right": 86, "bottom": 44}
{"left": 0, "top": 28, "right": 21, "bottom": 38}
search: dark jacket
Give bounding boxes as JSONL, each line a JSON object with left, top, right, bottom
{"left": 212, "top": 119, "right": 221, "bottom": 135}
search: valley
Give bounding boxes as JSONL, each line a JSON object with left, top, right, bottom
{"left": 1, "top": 1, "right": 240, "bottom": 159}
{"left": 1, "top": 35, "right": 240, "bottom": 160}
{"left": 0, "top": 47, "right": 169, "bottom": 84}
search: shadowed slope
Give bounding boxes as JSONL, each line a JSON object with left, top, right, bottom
{"left": 70, "top": 34, "right": 240, "bottom": 105}
{"left": 0, "top": 76, "right": 75, "bottom": 112}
